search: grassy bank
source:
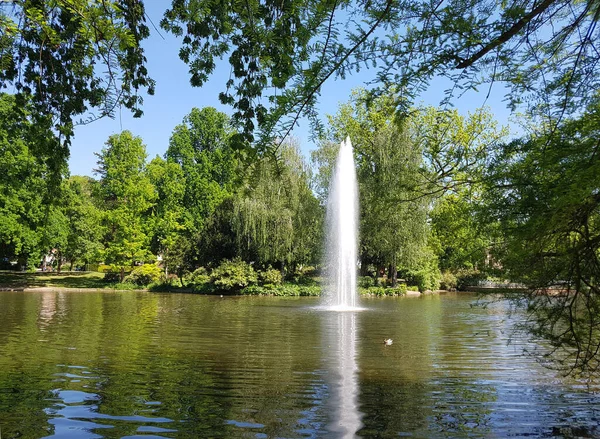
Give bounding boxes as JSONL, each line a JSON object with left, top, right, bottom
{"left": 0, "top": 271, "right": 146, "bottom": 290}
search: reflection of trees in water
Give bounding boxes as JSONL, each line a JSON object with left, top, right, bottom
{"left": 356, "top": 295, "right": 499, "bottom": 436}
{"left": 0, "top": 293, "right": 327, "bottom": 438}
{"left": 357, "top": 296, "right": 440, "bottom": 436}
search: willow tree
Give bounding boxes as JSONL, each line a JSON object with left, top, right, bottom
{"left": 232, "top": 141, "right": 322, "bottom": 272}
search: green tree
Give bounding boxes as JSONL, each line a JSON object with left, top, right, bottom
{"left": 429, "top": 193, "right": 489, "bottom": 272}
{"left": 0, "top": 0, "right": 154, "bottom": 178}
{"left": 415, "top": 107, "right": 507, "bottom": 275}
{"left": 165, "top": 107, "right": 239, "bottom": 232}
{"left": 232, "top": 140, "right": 323, "bottom": 272}
{"left": 0, "top": 93, "right": 52, "bottom": 269}
{"left": 95, "top": 131, "right": 156, "bottom": 281}
{"left": 146, "top": 156, "right": 186, "bottom": 277}
{"left": 62, "top": 176, "right": 103, "bottom": 271}
{"left": 485, "top": 100, "right": 600, "bottom": 377}
{"left": 161, "top": 0, "right": 599, "bottom": 147}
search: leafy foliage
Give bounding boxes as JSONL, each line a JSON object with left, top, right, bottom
{"left": 124, "top": 264, "right": 163, "bottom": 286}
{"left": 485, "top": 100, "right": 600, "bottom": 376}
{"left": 0, "top": 93, "right": 54, "bottom": 268}
{"left": 211, "top": 259, "right": 258, "bottom": 292}
{"left": 232, "top": 140, "right": 323, "bottom": 270}
{"left": 314, "top": 90, "right": 429, "bottom": 285}
{"left": 241, "top": 284, "right": 321, "bottom": 296}
{"left": 359, "top": 285, "right": 407, "bottom": 296}
{"left": 161, "top": 0, "right": 599, "bottom": 149}
{"left": 259, "top": 267, "right": 283, "bottom": 286}
{"left": 95, "top": 131, "right": 156, "bottom": 280}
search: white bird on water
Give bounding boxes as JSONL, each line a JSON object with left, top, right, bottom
{"left": 383, "top": 339, "right": 393, "bottom": 346}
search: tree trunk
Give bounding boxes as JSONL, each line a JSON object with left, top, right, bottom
{"left": 388, "top": 256, "right": 397, "bottom": 287}
{"left": 120, "top": 266, "right": 125, "bottom": 282}
{"left": 164, "top": 247, "right": 169, "bottom": 278}
{"left": 57, "top": 253, "right": 63, "bottom": 273}
{"left": 70, "top": 260, "right": 74, "bottom": 271}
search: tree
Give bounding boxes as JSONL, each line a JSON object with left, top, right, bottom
{"left": 429, "top": 192, "right": 494, "bottom": 273}
{"left": 0, "top": 0, "right": 154, "bottom": 178}
{"left": 161, "top": 0, "right": 599, "bottom": 147}
{"left": 62, "top": 176, "right": 103, "bottom": 271}
{"left": 232, "top": 140, "right": 323, "bottom": 271}
{"left": 165, "top": 107, "right": 239, "bottom": 232}
{"left": 95, "top": 131, "right": 156, "bottom": 281}
{"left": 0, "top": 93, "right": 52, "bottom": 269}
{"left": 146, "top": 156, "right": 186, "bottom": 277}
{"left": 414, "top": 107, "right": 507, "bottom": 275}
{"left": 485, "top": 99, "right": 600, "bottom": 377}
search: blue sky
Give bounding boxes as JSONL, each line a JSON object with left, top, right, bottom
{"left": 68, "top": 3, "right": 513, "bottom": 177}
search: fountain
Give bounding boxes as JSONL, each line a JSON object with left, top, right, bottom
{"left": 325, "top": 136, "right": 360, "bottom": 310}
{"left": 321, "top": 137, "right": 363, "bottom": 435}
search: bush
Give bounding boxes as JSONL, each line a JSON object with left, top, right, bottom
{"left": 211, "top": 259, "right": 258, "bottom": 292}
{"left": 111, "top": 282, "right": 141, "bottom": 290}
{"left": 240, "top": 284, "right": 321, "bottom": 296}
{"left": 192, "top": 282, "right": 217, "bottom": 294}
{"left": 259, "top": 267, "right": 283, "bottom": 286}
{"left": 124, "top": 264, "right": 163, "bottom": 286}
{"left": 358, "top": 276, "right": 375, "bottom": 288}
{"left": 455, "top": 268, "right": 484, "bottom": 290}
{"left": 439, "top": 271, "right": 458, "bottom": 290}
{"left": 403, "top": 258, "right": 441, "bottom": 292}
{"left": 186, "top": 267, "right": 211, "bottom": 286}
{"left": 359, "top": 285, "right": 407, "bottom": 296}
{"left": 103, "top": 266, "right": 121, "bottom": 283}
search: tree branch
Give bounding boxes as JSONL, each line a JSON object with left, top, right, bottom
{"left": 456, "top": 0, "right": 557, "bottom": 69}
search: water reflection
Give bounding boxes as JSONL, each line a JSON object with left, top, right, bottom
{"left": 325, "top": 311, "right": 362, "bottom": 437}
{"left": 1, "top": 292, "right": 600, "bottom": 438}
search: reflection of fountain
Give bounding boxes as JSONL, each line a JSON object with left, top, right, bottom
{"left": 326, "top": 311, "right": 362, "bottom": 436}
{"left": 325, "top": 137, "right": 359, "bottom": 310}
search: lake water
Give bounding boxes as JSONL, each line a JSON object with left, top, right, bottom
{"left": 0, "top": 291, "right": 599, "bottom": 438}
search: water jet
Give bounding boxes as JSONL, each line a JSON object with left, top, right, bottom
{"left": 324, "top": 136, "right": 360, "bottom": 310}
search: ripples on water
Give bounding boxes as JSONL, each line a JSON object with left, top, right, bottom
{"left": 0, "top": 291, "right": 599, "bottom": 438}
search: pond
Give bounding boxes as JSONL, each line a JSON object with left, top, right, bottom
{"left": 0, "top": 291, "right": 598, "bottom": 438}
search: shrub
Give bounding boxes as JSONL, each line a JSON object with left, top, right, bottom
{"left": 186, "top": 267, "right": 211, "bottom": 286}
{"left": 211, "top": 259, "right": 258, "bottom": 292}
{"left": 259, "top": 267, "right": 283, "bottom": 286}
{"left": 439, "top": 271, "right": 458, "bottom": 290}
{"left": 192, "top": 282, "right": 216, "bottom": 294}
{"left": 404, "top": 260, "right": 441, "bottom": 292}
{"left": 124, "top": 264, "right": 163, "bottom": 286}
{"left": 240, "top": 284, "right": 322, "bottom": 296}
{"left": 358, "top": 276, "right": 375, "bottom": 288}
{"left": 112, "top": 282, "right": 141, "bottom": 290}
{"left": 359, "top": 285, "right": 407, "bottom": 296}
{"left": 103, "top": 266, "right": 121, "bottom": 283}
{"left": 455, "top": 268, "right": 484, "bottom": 290}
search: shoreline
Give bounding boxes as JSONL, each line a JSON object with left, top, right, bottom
{"left": 0, "top": 285, "right": 431, "bottom": 296}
